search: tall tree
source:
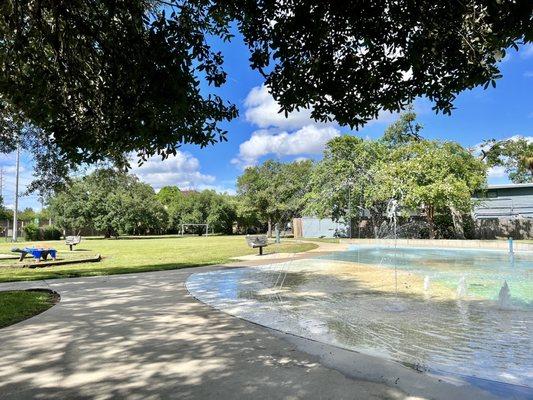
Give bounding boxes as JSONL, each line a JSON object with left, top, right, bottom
{"left": 237, "top": 160, "right": 313, "bottom": 236}
{"left": 480, "top": 137, "right": 533, "bottom": 183}
{"left": 370, "top": 141, "right": 487, "bottom": 238}
{"left": 50, "top": 169, "right": 167, "bottom": 236}
{"left": 381, "top": 106, "right": 423, "bottom": 147}
{"left": 305, "top": 136, "right": 387, "bottom": 236}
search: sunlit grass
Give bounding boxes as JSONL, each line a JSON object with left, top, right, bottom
{"left": 0, "top": 290, "right": 57, "bottom": 328}
{"left": 0, "top": 236, "right": 317, "bottom": 283}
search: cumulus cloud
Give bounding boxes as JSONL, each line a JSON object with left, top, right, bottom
{"left": 231, "top": 125, "right": 340, "bottom": 168}
{"left": 235, "top": 85, "right": 399, "bottom": 168}
{"left": 471, "top": 135, "right": 533, "bottom": 156}
{"left": 244, "top": 84, "right": 397, "bottom": 130}
{"left": 244, "top": 85, "right": 320, "bottom": 130}
{"left": 130, "top": 151, "right": 216, "bottom": 191}
{"left": 487, "top": 165, "right": 507, "bottom": 179}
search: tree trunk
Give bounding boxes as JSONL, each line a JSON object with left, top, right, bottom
{"left": 450, "top": 206, "right": 465, "bottom": 239}
{"left": 369, "top": 206, "right": 384, "bottom": 238}
{"left": 426, "top": 206, "right": 435, "bottom": 239}
{"left": 267, "top": 217, "right": 272, "bottom": 238}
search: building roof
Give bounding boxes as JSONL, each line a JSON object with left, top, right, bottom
{"left": 487, "top": 183, "right": 533, "bottom": 190}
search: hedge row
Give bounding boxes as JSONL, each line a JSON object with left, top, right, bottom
{"left": 23, "top": 224, "right": 62, "bottom": 241}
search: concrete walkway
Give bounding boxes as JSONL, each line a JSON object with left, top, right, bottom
{"left": 0, "top": 262, "right": 409, "bottom": 400}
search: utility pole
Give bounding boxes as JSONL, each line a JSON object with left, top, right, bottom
{"left": 12, "top": 145, "right": 20, "bottom": 242}
{"left": 0, "top": 168, "right": 4, "bottom": 198}
{"left": 348, "top": 183, "right": 352, "bottom": 239}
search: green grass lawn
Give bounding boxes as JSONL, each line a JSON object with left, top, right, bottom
{"left": 0, "top": 236, "right": 317, "bottom": 283}
{"left": 0, "top": 290, "right": 57, "bottom": 328}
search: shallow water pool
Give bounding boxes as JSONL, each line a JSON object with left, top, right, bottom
{"left": 186, "top": 246, "right": 533, "bottom": 389}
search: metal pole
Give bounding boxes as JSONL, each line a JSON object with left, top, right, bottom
{"left": 12, "top": 144, "right": 20, "bottom": 242}
{"left": 347, "top": 181, "right": 352, "bottom": 239}
{"left": 0, "top": 168, "right": 3, "bottom": 198}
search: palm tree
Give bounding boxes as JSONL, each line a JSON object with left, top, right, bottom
{"left": 521, "top": 155, "right": 533, "bottom": 177}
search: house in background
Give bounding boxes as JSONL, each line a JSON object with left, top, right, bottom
{"left": 473, "top": 183, "right": 533, "bottom": 239}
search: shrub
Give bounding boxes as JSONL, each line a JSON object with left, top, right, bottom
{"left": 23, "top": 223, "right": 40, "bottom": 241}
{"left": 42, "top": 225, "right": 62, "bottom": 241}
{"left": 434, "top": 213, "right": 455, "bottom": 239}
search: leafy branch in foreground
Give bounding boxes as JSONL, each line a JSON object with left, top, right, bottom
{"left": 0, "top": 0, "right": 530, "bottom": 184}
{"left": 0, "top": 1, "right": 237, "bottom": 167}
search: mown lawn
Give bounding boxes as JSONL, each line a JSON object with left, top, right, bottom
{"left": 0, "top": 236, "right": 317, "bottom": 283}
{"left": 0, "top": 290, "right": 57, "bottom": 328}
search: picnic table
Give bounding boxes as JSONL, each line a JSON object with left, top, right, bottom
{"left": 12, "top": 247, "right": 57, "bottom": 262}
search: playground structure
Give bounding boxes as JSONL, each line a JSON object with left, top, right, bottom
{"left": 179, "top": 223, "right": 210, "bottom": 236}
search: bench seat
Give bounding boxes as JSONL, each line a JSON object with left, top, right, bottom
{"left": 246, "top": 235, "right": 268, "bottom": 255}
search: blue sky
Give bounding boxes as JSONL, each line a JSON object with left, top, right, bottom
{"left": 1, "top": 37, "right": 532, "bottom": 211}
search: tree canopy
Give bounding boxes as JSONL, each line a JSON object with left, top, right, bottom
{"left": 304, "top": 136, "right": 387, "bottom": 227}
{"left": 1, "top": 0, "right": 530, "bottom": 187}
{"left": 1, "top": 0, "right": 237, "bottom": 168}
{"left": 157, "top": 188, "right": 237, "bottom": 234}
{"left": 231, "top": 0, "right": 531, "bottom": 126}
{"left": 381, "top": 106, "right": 423, "bottom": 147}
{"left": 237, "top": 159, "right": 313, "bottom": 235}
{"left": 50, "top": 169, "right": 167, "bottom": 236}
{"left": 304, "top": 110, "right": 488, "bottom": 238}
{"left": 481, "top": 138, "right": 533, "bottom": 183}
{"left": 370, "top": 141, "right": 487, "bottom": 238}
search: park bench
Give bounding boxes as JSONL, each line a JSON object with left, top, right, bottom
{"left": 246, "top": 235, "right": 268, "bottom": 255}
{"left": 65, "top": 235, "right": 81, "bottom": 251}
{"left": 12, "top": 247, "right": 57, "bottom": 262}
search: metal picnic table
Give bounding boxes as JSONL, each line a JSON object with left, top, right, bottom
{"left": 11, "top": 247, "right": 57, "bottom": 262}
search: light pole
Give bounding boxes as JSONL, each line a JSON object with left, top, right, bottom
{"left": 345, "top": 177, "right": 356, "bottom": 239}
{"left": 347, "top": 182, "right": 351, "bottom": 239}
{"left": 12, "top": 144, "right": 20, "bottom": 242}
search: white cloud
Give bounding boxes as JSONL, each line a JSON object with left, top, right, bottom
{"left": 471, "top": 135, "right": 533, "bottom": 156}
{"left": 244, "top": 84, "right": 398, "bottom": 130}
{"left": 487, "top": 165, "right": 507, "bottom": 179}
{"left": 237, "top": 85, "right": 400, "bottom": 168}
{"left": 364, "top": 110, "right": 398, "bottom": 127}
{"left": 232, "top": 125, "right": 340, "bottom": 168}
{"left": 130, "top": 151, "right": 216, "bottom": 191}
{"left": 244, "top": 85, "right": 321, "bottom": 130}
{"left": 523, "top": 71, "right": 533, "bottom": 78}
